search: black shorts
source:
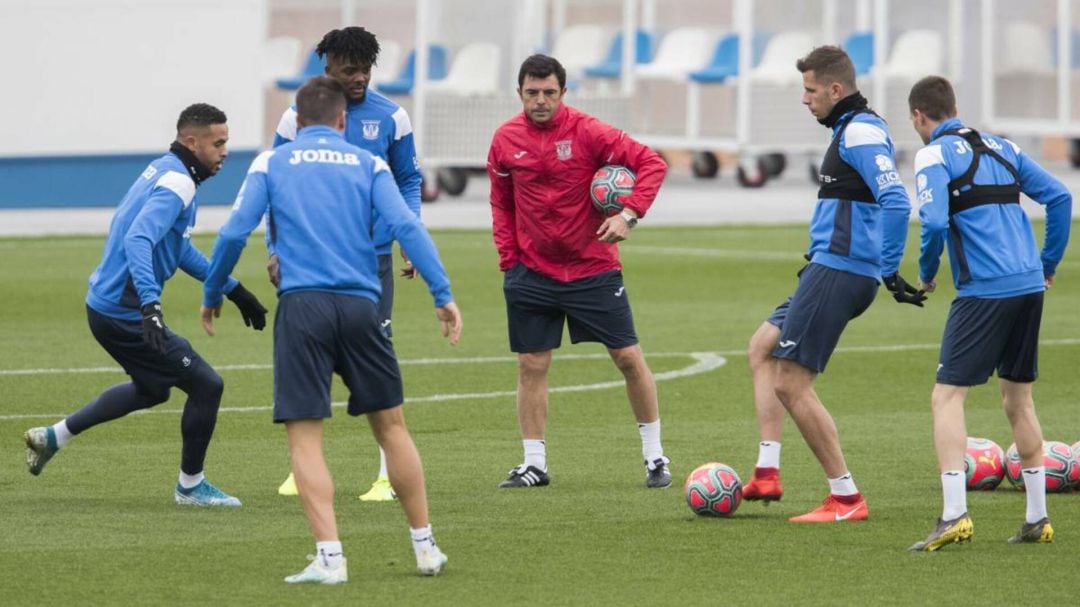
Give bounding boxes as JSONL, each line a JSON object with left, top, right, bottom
{"left": 377, "top": 253, "right": 394, "bottom": 338}
{"left": 273, "top": 291, "right": 403, "bottom": 422}
{"left": 937, "top": 292, "right": 1043, "bottom": 386}
{"left": 87, "top": 305, "right": 202, "bottom": 398}
{"left": 503, "top": 263, "right": 638, "bottom": 353}
{"left": 771, "top": 264, "right": 878, "bottom": 373}
{"left": 765, "top": 297, "right": 792, "bottom": 329}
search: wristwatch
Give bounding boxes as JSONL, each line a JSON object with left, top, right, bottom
{"left": 619, "top": 210, "right": 638, "bottom": 228}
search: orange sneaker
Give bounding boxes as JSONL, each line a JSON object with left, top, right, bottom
{"left": 743, "top": 468, "right": 783, "bottom": 503}
{"left": 789, "top": 494, "right": 868, "bottom": 523}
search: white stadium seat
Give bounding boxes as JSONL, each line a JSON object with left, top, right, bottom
{"left": 261, "top": 37, "right": 303, "bottom": 85}
{"left": 1000, "top": 22, "right": 1054, "bottom": 75}
{"left": 750, "top": 30, "right": 816, "bottom": 85}
{"left": 635, "top": 27, "right": 717, "bottom": 82}
{"left": 427, "top": 42, "right": 502, "bottom": 96}
{"left": 879, "top": 29, "right": 942, "bottom": 80}
{"left": 369, "top": 39, "right": 403, "bottom": 89}
{"left": 551, "top": 25, "right": 609, "bottom": 81}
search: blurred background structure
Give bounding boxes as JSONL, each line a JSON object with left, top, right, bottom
{"left": 3, "top": 0, "right": 1080, "bottom": 207}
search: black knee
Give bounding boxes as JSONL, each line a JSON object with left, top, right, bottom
{"left": 133, "top": 383, "right": 171, "bottom": 407}
{"left": 179, "top": 360, "right": 225, "bottom": 405}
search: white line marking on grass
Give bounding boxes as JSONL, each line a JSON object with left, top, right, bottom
{"left": 0, "top": 352, "right": 727, "bottom": 421}
{"left": 4, "top": 339, "right": 1080, "bottom": 378}
{"left": 0, "top": 351, "right": 702, "bottom": 377}
{"left": 628, "top": 245, "right": 803, "bottom": 261}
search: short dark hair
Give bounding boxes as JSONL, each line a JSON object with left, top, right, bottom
{"left": 518, "top": 54, "right": 566, "bottom": 89}
{"left": 316, "top": 26, "right": 380, "bottom": 66}
{"left": 908, "top": 75, "right": 958, "bottom": 121}
{"left": 176, "top": 103, "right": 227, "bottom": 133}
{"left": 795, "top": 45, "right": 856, "bottom": 89}
{"left": 296, "top": 76, "right": 347, "bottom": 126}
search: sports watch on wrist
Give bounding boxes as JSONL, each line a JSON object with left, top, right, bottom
{"left": 619, "top": 211, "right": 638, "bottom": 228}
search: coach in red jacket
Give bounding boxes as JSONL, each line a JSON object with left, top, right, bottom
{"left": 487, "top": 54, "right": 670, "bottom": 490}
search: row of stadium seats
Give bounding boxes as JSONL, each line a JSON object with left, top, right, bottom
{"left": 269, "top": 21, "right": 1077, "bottom": 98}
{"left": 274, "top": 41, "right": 503, "bottom": 97}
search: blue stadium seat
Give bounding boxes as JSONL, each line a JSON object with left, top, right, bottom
{"left": 374, "top": 45, "right": 450, "bottom": 95}
{"left": 583, "top": 30, "right": 655, "bottom": 79}
{"left": 843, "top": 31, "right": 874, "bottom": 76}
{"left": 688, "top": 32, "right": 770, "bottom": 83}
{"left": 275, "top": 49, "right": 326, "bottom": 91}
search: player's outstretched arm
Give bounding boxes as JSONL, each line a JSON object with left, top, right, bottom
{"left": 436, "top": 302, "right": 462, "bottom": 346}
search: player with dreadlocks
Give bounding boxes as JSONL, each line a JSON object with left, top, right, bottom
{"left": 271, "top": 27, "right": 423, "bottom": 503}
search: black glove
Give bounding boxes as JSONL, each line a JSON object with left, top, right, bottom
{"left": 226, "top": 282, "right": 268, "bottom": 330}
{"left": 141, "top": 302, "right": 167, "bottom": 354}
{"left": 797, "top": 253, "right": 812, "bottom": 278}
{"left": 882, "top": 273, "right": 928, "bottom": 307}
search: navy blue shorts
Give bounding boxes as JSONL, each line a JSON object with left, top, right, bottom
{"left": 765, "top": 297, "right": 792, "bottom": 328}
{"left": 937, "top": 292, "right": 1043, "bottom": 386}
{"left": 377, "top": 253, "right": 394, "bottom": 338}
{"left": 273, "top": 291, "right": 403, "bottom": 422}
{"left": 771, "top": 264, "right": 878, "bottom": 373}
{"left": 87, "top": 305, "right": 202, "bottom": 399}
{"left": 503, "top": 263, "right": 638, "bottom": 353}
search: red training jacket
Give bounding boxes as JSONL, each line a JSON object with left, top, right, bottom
{"left": 487, "top": 104, "right": 667, "bottom": 282}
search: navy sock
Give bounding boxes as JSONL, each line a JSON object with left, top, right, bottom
{"left": 65, "top": 382, "right": 166, "bottom": 435}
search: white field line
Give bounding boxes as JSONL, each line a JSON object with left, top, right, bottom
{"left": 0, "top": 351, "right": 699, "bottom": 377}
{"left": 3, "top": 337, "right": 1080, "bottom": 421}
{"left": 629, "top": 245, "right": 1077, "bottom": 268}
{"left": 627, "top": 245, "right": 802, "bottom": 261}
{"left": 5, "top": 338, "right": 1080, "bottom": 377}
{"left": 0, "top": 352, "right": 726, "bottom": 421}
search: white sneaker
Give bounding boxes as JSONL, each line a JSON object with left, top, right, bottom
{"left": 284, "top": 555, "right": 348, "bottom": 584}
{"left": 416, "top": 546, "right": 448, "bottom": 576}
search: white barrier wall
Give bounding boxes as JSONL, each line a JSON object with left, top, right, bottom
{"left": 0, "top": 0, "right": 267, "bottom": 156}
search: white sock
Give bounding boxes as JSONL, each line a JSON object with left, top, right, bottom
{"left": 410, "top": 525, "right": 437, "bottom": 559}
{"left": 755, "top": 441, "right": 781, "bottom": 469}
{"left": 178, "top": 470, "right": 205, "bottom": 489}
{"left": 828, "top": 473, "right": 858, "bottom": 496}
{"left": 523, "top": 439, "right": 546, "bottom": 471}
{"left": 316, "top": 541, "right": 344, "bottom": 568}
{"left": 941, "top": 470, "right": 967, "bottom": 520}
{"left": 377, "top": 447, "right": 388, "bottom": 479}
{"left": 1022, "top": 467, "right": 1048, "bottom": 523}
{"left": 52, "top": 420, "right": 73, "bottom": 448}
{"left": 638, "top": 420, "right": 665, "bottom": 465}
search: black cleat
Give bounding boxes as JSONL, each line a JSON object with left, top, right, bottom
{"left": 1007, "top": 517, "right": 1053, "bottom": 544}
{"left": 499, "top": 464, "right": 549, "bottom": 488}
{"left": 645, "top": 457, "right": 672, "bottom": 489}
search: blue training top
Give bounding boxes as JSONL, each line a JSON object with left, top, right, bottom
{"left": 87, "top": 152, "right": 237, "bottom": 321}
{"left": 204, "top": 125, "right": 452, "bottom": 308}
{"left": 914, "top": 118, "right": 1072, "bottom": 298}
{"left": 272, "top": 89, "right": 421, "bottom": 255}
{"left": 809, "top": 110, "right": 912, "bottom": 279}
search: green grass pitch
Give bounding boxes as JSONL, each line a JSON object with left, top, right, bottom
{"left": 1, "top": 223, "right": 1078, "bottom": 605}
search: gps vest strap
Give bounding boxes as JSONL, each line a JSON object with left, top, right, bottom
{"left": 816, "top": 109, "right": 878, "bottom": 204}
{"left": 935, "top": 128, "right": 1020, "bottom": 216}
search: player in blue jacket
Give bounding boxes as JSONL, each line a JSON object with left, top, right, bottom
{"left": 906, "top": 76, "right": 1071, "bottom": 551}
{"left": 23, "top": 104, "right": 268, "bottom": 507}
{"left": 202, "top": 77, "right": 461, "bottom": 584}
{"left": 741, "top": 46, "right": 924, "bottom": 523}
{"left": 272, "top": 26, "right": 422, "bottom": 501}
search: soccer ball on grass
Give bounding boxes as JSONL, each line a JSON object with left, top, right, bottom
{"left": 685, "top": 462, "right": 742, "bottom": 517}
{"left": 1004, "top": 441, "right": 1079, "bottom": 492}
{"left": 964, "top": 437, "right": 1005, "bottom": 491}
